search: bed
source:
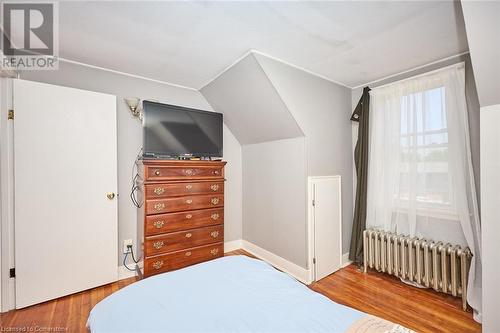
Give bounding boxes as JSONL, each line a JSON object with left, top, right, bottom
{"left": 87, "top": 255, "right": 414, "bottom": 333}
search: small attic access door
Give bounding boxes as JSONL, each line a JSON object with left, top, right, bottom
{"left": 308, "top": 176, "right": 342, "bottom": 281}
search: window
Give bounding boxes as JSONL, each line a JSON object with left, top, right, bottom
{"left": 398, "top": 86, "right": 453, "bottom": 213}
{"left": 367, "top": 64, "right": 478, "bottom": 264}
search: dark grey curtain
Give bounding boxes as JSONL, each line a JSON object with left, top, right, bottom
{"left": 349, "top": 87, "right": 370, "bottom": 264}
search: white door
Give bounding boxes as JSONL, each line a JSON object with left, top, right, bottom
{"left": 13, "top": 79, "right": 118, "bottom": 308}
{"left": 311, "top": 177, "right": 342, "bottom": 281}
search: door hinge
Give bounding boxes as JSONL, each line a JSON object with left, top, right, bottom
{"left": 312, "top": 258, "right": 316, "bottom": 264}
{"left": 312, "top": 199, "right": 315, "bottom": 207}
{"left": 8, "top": 109, "right": 14, "bottom": 120}
{"left": 9, "top": 268, "right": 15, "bottom": 278}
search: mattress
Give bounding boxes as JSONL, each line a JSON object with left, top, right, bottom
{"left": 87, "top": 255, "right": 414, "bottom": 333}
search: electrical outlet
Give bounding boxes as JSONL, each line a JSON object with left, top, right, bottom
{"left": 123, "top": 239, "right": 133, "bottom": 254}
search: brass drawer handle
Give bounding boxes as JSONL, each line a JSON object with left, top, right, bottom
{"left": 153, "top": 187, "right": 165, "bottom": 195}
{"left": 185, "top": 184, "right": 193, "bottom": 190}
{"left": 210, "top": 231, "right": 219, "bottom": 238}
{"left": 210, "top": 184, "right": 219, "bottom": 191}
{"left": 152, "top": 260, "right": 163, "bottom": 270}
{"left": 185, "top": 251, "right": 192, "bottom": 257}
{"left": 152, "top": 241, "right": 164, "bottom": 249}
{"left": 210, "top": 248, "right": 219, "bottom": 256}
{"left": 185, "top": 214, "right": 192, "bottom": 219}
{"left": 153, "top": 220, "right": 164, "bottom": 229}
{"left": 184, "top": 169, "right": 194, "bottom": 176}
{"left": 211, "top": 213, "right": 219, "bottom": 221}
{"left": 211, "top": 197, "right": 219, "bottom": 205}
{"left": 213, "top": 170, "right": 220, "bottom": 175}
{"left": 185, "top": 233, "right": 192, "bottom": 238}
{"left": 186, "top": 199, "right": 193, "bottom": 204}
{"left": 154, "top": 170, "right": 161, "bottom": 176}
{"left": 154, "top": 203, "right": 165, "bottom": 211}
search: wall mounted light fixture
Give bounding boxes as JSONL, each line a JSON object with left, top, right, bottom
{"left": 124, "top": 97, "right": 143, "bottom": 120}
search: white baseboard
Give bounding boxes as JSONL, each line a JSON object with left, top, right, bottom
{"left": 240, "top": 240, "right": 312, "bottom": 285}
{"left": 225, "top": 239, "right": 357, "bottom": 285}
{"left": 118, "top": 240, "right": 245, "bottom": 281}
{"left": 342, "top": 252, "right": 352, "bottom": 268}
{"left": 224, "top": 239, "right": 243, "bottom": 253}
{"left": 121, "top": 240, "right": 339, "bottom": 285}
{"left": 118, "top": 261, "right": 143, "bottom": 281}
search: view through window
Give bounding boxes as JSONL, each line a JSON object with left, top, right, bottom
{"left": 398, "top": 86, "right": 452, "bottom": 211}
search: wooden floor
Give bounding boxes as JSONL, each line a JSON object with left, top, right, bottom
{"left": 0, "top": 249, "right": 481, "bottom": 333}
{"left": 309, "top": 264, "right": 481, "bottom": 333}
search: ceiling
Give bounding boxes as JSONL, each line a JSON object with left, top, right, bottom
{"left": 57, "top": 1, "right": 469, "bottom": 89}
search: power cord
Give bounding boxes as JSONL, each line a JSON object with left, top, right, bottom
{"left": 130, "top": 148, "right": 143, "bottom": 208}
{"left": 123, "top": 244, "right": 140, "bottom": 271}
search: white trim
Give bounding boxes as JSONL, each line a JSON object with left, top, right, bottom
{"left": 57, "top": 51, "right": 470, "bottom": 94}
{"left": 372, "top": 61, "right": 465, "bottom": 90}
{"left": 58, "top": 58, "right": 198, "bottom": 92}
{"left": 308, "top": 175, "right": 342, "bottom": 180}
{"left": 241, "top": 240, "right": 312, "bottom": 285}
{"left": 250, "top": 50, "right": 351, "bottom": 89}
{"left": 224, "top": 239, "right": 243, "bottom": 253}
{"left": 225, "top": 239, "right": 312, "bottom": 284}
{"left": 118, "top": 261, "right": 143, "bottom": 281}
{"left": 199, "top": 49, "right": 352, "bottom": 91}
{"left": 198, "top": 50, "right": 254, "bottom": 90}
{"left": 342, "top": 253, "right": 352, "bottom": 268}
{"left": 118, "top": 265, "right": 135, "bottom": 280}
{"left": 307, "top": 178, "right": 315, "bottom": 283}
{"left": 352, "top": 51, "right": 470, "bottom": 89}
{"left": 0, "top": 78, "right": 15, "bottom": 312}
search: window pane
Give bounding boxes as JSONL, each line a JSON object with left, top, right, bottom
{"left": 398, "top": 86, "right": 453, "bottom": 211}
{"left": 424, "top": 132, "right": 448, "bottom": 146}
{"left": 424, "top": 87, "right": 446, "bottom": 131}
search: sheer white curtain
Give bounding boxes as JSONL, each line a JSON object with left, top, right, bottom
{"left": 366, "top": 63, "right": 482, "bottom": 320}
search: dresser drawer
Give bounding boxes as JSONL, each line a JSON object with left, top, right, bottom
{"left": 145, "top": 181, "right": 224, "bottom": 199}
{"left": 145, "top": 225, "right": 223, "bottom": 256}
{"left": 144, "top": 243, "right": 223, "bottom": 276}
{"left": 145, "top": 208, "right": 223, "bottom": 236}
{"left": 145, "top": 165, "right": 224, "bottom": 181}
{"left": 146, "top": 194, "right": 224, "bottom": 215}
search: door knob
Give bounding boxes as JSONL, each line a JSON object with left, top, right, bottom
{"left": 106, "top": 192, "right": 116, "bottom": 200}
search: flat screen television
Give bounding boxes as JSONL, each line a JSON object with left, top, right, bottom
{"left": 142, "top": 101, "right": 223, "bottom": 159}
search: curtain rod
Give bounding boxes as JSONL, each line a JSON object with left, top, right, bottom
{"left": 371, "top": 61, "right": 465, "bottom": 90}
{"left": 352, "top": 51, "right": 470, "bottom": 90}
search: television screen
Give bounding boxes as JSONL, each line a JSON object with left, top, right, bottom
{"left": 142, "top": 101, "right": 223, "bottom": 158}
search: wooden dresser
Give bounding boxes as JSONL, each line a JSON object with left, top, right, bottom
{"left": 138, "top": 160, "right": 226, "bottom": 277}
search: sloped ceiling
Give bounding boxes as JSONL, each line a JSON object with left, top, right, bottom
{"left": 201, "top": 54, "right": 303, "bottom": 145}
{"left": 50, "top": 1, "right": 467, "bottom": 89}
{"left": 461, "top": 1, "right": 500, "bottom": 107}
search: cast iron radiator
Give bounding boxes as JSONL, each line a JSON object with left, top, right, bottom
{"left": 363, "top": 229, "right": 472, "bottom": 310}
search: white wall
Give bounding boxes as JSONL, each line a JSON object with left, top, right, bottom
{"left": 461, "top": 1, "right": 500, "bottom": 107}
{"left": 223, "top": 124, "right": 243, "bottom": 241}
{"left": 254, "top": 54, "right": 353, "bottom": 254}
{"left": 480, "top": 104, "right": 500, "bottom": 332}
{"left": 201, "top": 54, "right": 303, "bottom": 145}
{"left": 201, "top": 53, "right": 310, "bottom": 268}
{"left": 461, "top": 2, "right": 500, "bottom": 329}
{"left": 202, "top": 52, "right": 352, "bottom": 266}
{"left": 19, "top": 61, "right": 242, "bottom": 267}
{"left": 242, "top": 137, "right": 308, "bottom": 267}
